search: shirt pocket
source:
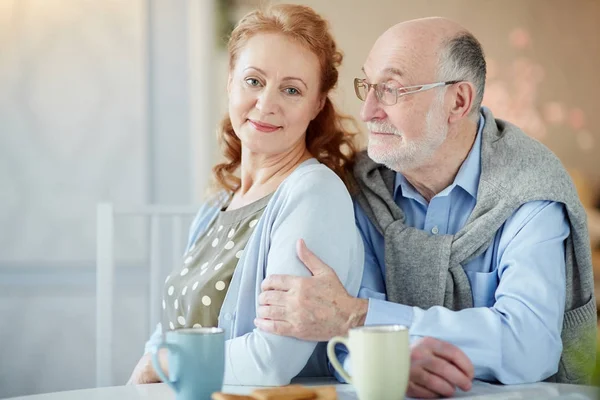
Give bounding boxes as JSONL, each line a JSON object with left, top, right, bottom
{"left": 465, "top": 270, "right": 499, "bottom": 307}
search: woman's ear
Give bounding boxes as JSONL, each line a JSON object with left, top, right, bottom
{"left": 227, "top": 73, "right": 233, "bottom": 95}
{"left": 313, "top": 95, "right": 326, "bottom": 120}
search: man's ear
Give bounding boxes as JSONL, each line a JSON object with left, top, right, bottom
{"left": 448, "top": 81, "right": 475, "bottom": 124}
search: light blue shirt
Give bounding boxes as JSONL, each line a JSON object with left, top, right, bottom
{"left": 343, "top": 114, "right": 570, "bottom": 384}
{"left": 145, "top": 159, "right": 364, "bottom": 386}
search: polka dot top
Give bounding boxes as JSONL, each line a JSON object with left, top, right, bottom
{"left": 161, "top": 193, "right": 272, "bottom": 330}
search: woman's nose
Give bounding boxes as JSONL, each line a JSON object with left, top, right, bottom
{"left": 255, "top": 87, "right": 279, "bottom": 115}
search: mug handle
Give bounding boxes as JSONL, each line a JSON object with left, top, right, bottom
{"left": 151, "top": 342, "right": 179, "bottom": 392}
{"left": 327, "top": 336, "right": 353, "bottom": 384}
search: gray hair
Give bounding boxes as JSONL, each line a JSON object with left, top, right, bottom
{"left": 437, "top": 32, "right": 486, "bottom": 118}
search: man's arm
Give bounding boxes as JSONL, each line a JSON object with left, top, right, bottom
{"left": 359, "top": 201, "right": 568, "bottom": 383}
{"left": 258, "top": 240, "right": 474, "bottom": 398}
{"left": 258, "top": 205, "right": 474, "bottom": 398}
{"left": 257, "top": 200, "right": 569, "bottom": 385}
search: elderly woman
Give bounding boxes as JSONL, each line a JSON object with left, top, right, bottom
{"left": 128, "top": 4, "right": 364, "bottom": 386}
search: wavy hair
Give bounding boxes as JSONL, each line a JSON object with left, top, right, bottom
{"left": 211, "top": 4, "right": 358, "bottom": 193}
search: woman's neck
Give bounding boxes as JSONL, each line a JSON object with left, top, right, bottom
{"left": 228, "top": 145, "right": 312, "bottom": 210}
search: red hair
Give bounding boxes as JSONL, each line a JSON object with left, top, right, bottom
{"left": 211, "top": 4, "right": 358, "bottom": 193}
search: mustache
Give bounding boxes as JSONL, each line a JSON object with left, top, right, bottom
{"left": 366, "top": 120, "right": 400, "bottom": 135}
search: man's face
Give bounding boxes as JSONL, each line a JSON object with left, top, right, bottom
{"left": 360, "top": 33, "right": 450, "bottom": 172}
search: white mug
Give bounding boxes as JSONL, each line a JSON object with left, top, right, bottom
{"left": 327, "top": 325, "right": 409, "bottom": 400}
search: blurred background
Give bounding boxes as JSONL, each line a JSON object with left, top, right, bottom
{"left": 0, "top": 0, "right": 599, "bottom": 397}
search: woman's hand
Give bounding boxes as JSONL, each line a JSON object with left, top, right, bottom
{"left": 126, "top": 349, "right": 168, "bottom": 385}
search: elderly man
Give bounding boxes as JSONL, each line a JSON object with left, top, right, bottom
{"left": 255, "top": 17, "right": 596, "bottom": 398}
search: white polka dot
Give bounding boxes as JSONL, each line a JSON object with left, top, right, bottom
{"left": 200, "top": 262, "right": 209, "bottom": 270}
{"left": 211, "top": 238, "right": 219, "bottom": 247}
{"left": 215, "top": 281, "right": 226, "bottom": 291}
{"left": 217, "top": 225, "right": 223, "bottom": 232}
{"left": 228, "top": 228, "right": 235, "bottom": 238}
{"left": 201, "top": 269, "right": 208, "bottom": 276}
{"left": 192, "top": 281, "right": 199, "bottom": 290}
{"left": 169, "top": 321, "right": 175, "bottom": 330}
{"left": 224, "top": 241, "right": 234, "bottom": 250}
{"left": 180, "top": 267, "right": 189, "bottom": 276}
{"left": 202, "top": 296, "right": 212, "bottom": 306}
{"left": 235, "top": 250, "right": 243, "bottom": 259}
{"left": 164, "top": 275, "right": 170, "bottom": 284}
{"left": 174, "top": 299, "right": 179, "bottom": 309}
{"left": 162, "top": 299, "right": 166, "bottom": 310}
{"left": 182, "top": 286, "right": 188, "bottom": 296}
{"left": 168, "top": 286, "right": 174, "bottom": 296}
{"left": 207, "top": 228, "right": 214, "bottom": 236}
{"left": 184, "top": 256, "right": 193, "bottom": 265}
{"left": 193, "top": 323, "right": 202, "bottom": 328}
{"left": 177, "top": 316, "right": 186, "bottom": 325}
{"left": 214, "top": 263, "right": 223, "bottom": 271}
{"left": 249, "top": 219, "right": 258, "bottom": 228}
{"left": 187, "top": 304, "right": 191, "bottom": 312}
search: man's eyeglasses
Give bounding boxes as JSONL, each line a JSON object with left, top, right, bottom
{"left": 354, "top": 78, "right": 462, "bottom": 106}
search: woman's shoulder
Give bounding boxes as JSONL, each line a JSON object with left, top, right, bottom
{"left": 282, "top": 158, "right": 348, "bottom": 196}
{"left": 187, "top": 191, "right": 228, "bottom": 242}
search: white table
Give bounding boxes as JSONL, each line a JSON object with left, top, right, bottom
{"left": 6, "top": 379, "right": 599, "bottom": 400}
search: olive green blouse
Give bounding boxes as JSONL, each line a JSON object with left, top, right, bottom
{"left": 161, "top": 194, "right": 272, "bottom": 330}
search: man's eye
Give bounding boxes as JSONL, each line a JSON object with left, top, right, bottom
{"left": 383, "top": 84, "right": 396, "bottom": 94}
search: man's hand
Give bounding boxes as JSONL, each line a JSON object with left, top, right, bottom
{"left": 126, "top": 350, "right": 168, "bottom": 385}
{"left": 407, "top": 337, "right": 474, "bottom": 398}
{"left": 255, "top": 239, "right": 367, "bottom": 341}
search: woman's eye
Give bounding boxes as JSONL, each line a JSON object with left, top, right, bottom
{"left": 245, "top": 78, "right": 261, "bottom": 87}
{"left": 284, "top": 87, "right": 300, "bottom": 96}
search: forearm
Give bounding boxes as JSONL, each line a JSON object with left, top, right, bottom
{"left": 408, "top": 304, "right": 562, "bottom": 383}
{"left": 360, "top": 293, "right": 562, "bottom": 383}
{"left": 224, "top": 330, "right": 318, "bottom": 386}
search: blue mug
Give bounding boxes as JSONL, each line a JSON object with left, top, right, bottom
{"left": 151, "top": 327, "right": 225, "bottom": 400}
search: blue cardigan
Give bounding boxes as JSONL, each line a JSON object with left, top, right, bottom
{"left": 144, "top": 158, "right": 364, "bottom": 385}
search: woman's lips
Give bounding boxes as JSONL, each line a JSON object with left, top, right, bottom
{"left": 248, "top": 119, "right": 281, "bottom": 133}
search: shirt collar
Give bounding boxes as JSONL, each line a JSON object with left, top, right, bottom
{"left": 393, "top": 112, "right": 485, "bottom": 201}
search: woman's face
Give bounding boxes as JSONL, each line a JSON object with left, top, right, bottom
{"left": 228, "top": 33, "right": 324, "bottom": 158}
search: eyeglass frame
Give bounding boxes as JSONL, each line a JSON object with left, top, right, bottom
{"left": 354, "top": 78, "right": 463, "bottom": 106}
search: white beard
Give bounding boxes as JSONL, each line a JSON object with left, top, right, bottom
{"left": 367, "top": 90, "right": 448, "bottom": 171}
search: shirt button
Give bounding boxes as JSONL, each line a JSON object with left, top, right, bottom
{"left": 431, "top": 226, "right": 439, "bottom": 235}
{"left": 224, "top": 313, "right": 232, "bottom": 321}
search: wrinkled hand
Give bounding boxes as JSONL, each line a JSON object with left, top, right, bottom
{"left": 255, "top": 239, "right": 367, "bottom": 341}
{"left": 407, "top": 337, "right": 474, "bottom": 398}
{"left": 126, "top": 349, "right": 168, "bottom": 385}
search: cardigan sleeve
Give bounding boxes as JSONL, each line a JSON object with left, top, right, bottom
{"left": 223, "top": 167, "right": 364, "bottom": 386}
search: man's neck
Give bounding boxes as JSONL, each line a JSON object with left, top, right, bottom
{"left": 402, "top": 121, "right": 478, "bottom": 202}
